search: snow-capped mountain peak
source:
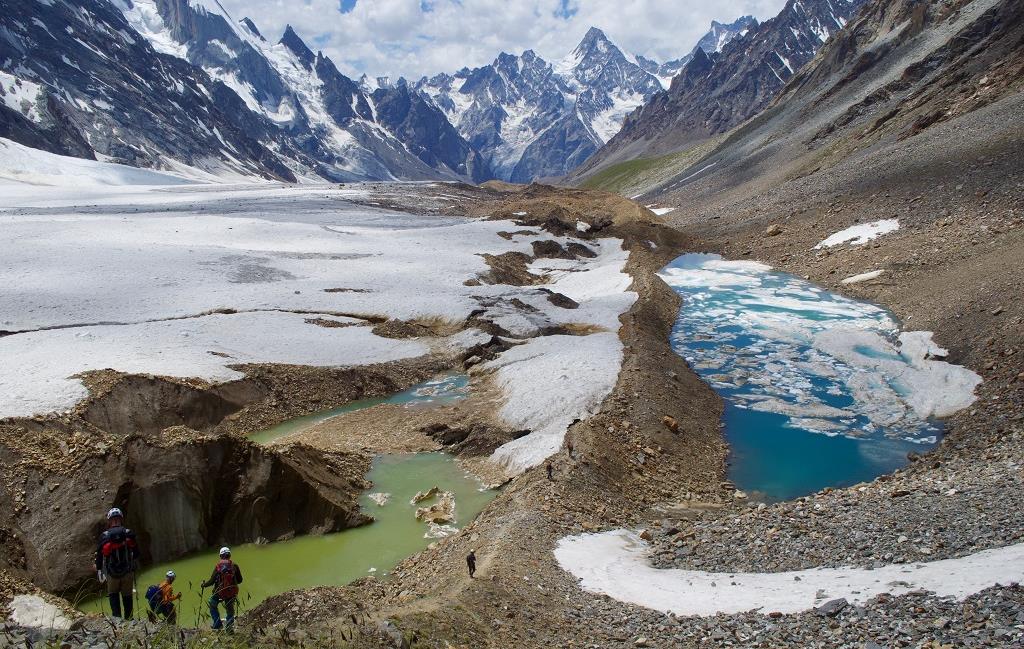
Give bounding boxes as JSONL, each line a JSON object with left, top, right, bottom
{"left": 416, "top": 24, "right": 681, "bottom": 182}
{"left": 698, "top": 16, "right": 759, "bottom": 53}
{"left": 279, "top": 24, "right": 315, "bottom": 70}
{"left": 1, "top": 0, "right": 490, "bottom": 183}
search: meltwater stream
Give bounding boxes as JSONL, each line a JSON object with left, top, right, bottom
{"left": 659, "top": 254, "right": 980, "bottom": 501}
{"left": 249, "top": 373, "right": 470, "bottom": 444}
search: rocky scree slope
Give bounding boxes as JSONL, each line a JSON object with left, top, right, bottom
{"left": 629, "top": 0, "right": 1024, "bottom": 209}
{"left": 571, "top": 0, "right": 867, "bottom": 180}
{"left": 414, "top": 23, "right": 753, "bottom": 184}
{"left": 0, "top": 0, "right": 489, "bottom": 182}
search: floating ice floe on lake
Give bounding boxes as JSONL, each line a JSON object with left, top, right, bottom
{"left": 554, "top": 529, "right": 1024, "bottom": 617}
{"left": 424, "top": 523, "right": 459, "bottom": 539}
{"left": 657, "top": 254, "right": 980, "bottom": 445}
{"left": 815, "top": 219, "right": 899, "bottom": 249}
{"left": 368, "top": 492, "right": 391, "bottom": 506}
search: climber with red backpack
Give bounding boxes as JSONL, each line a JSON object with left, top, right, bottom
{"left": 202, "top": 547, "right": 243, "bottom": 631}
{"left": 93, "top": 507, "right": 141, "bottom": 619}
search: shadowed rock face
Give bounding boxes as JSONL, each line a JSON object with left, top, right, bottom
{"left": 79, "top": 375, "right": 265, "bottom": 437}
{"left": 372, "top": 84, "right": 494, "bottom": 183}
{"left": 6, "top": 434, "right": 369, "bottom": 593}
{"left": 0, "top": 0, "right": 298, "bottom": 180}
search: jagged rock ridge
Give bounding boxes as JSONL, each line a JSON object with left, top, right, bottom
{"left": 573, "top": 0, "right": 868, "bottom": 178}
{"left": 414, "top": 21, "right": 754, "bottom": 183}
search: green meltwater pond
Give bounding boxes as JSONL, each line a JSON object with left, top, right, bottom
{"left": 248, "top": 373, "right": 470, "bottom": 444}
{"left": 77, "top": 453, "right": 495, "bottom": 624}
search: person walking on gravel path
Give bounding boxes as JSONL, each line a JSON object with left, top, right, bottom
{"left": 203, "top": 547, "right": 243, "bottom": 631}
{"left": 466, "top": 549, "right": 477, "bottom": 578}
{"left": 94, "top": 507, "right": 141, "bottom": 619}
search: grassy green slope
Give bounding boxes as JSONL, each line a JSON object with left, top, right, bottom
{"left": 578, "top": 137, "right": 724, "bottom": 198}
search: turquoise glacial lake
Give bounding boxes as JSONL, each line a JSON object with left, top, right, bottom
{"left": 660, "top": 254, "right": 942, "bottom": 501}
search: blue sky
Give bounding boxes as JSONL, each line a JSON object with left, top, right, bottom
{"left": 217, "top": 0, "right": 787, "bottom": 79}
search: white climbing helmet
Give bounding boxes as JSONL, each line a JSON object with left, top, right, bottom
{"left": 166, "top": 570, "right": 176, "bottom": 579}
{"left": 219, "top": 547, "right": 231, "bottom": 557}
{"left": 106, "top": 507, "right": 123, "bottom": 520}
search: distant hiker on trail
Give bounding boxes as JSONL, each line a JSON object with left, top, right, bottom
{"left": 546, "top": 462, "right": 554, "bottom": 481}
{"left": 466, "top": 550, "right": 476, "bottom": 578}
{"left": 147, "top": 570, "right": 182, "bottom": 624}
{"left": 94, "top": 507, "right": 140, "bottom": 619}
{"left": 202, "top": 547, "right": 243, "bottom": 631}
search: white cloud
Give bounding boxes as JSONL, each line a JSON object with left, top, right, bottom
{"left": 214, "top": 0, "right": 787, "bottom": 80}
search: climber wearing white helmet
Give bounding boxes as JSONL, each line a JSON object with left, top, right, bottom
{"left": 202, "top": 546, "right": 243, "bottom": 631}
{"left": 93, "top": 507, "right": 140, "bottom": 619}
{"left": 146, "top": 568, "right": 182, "bottom": 624}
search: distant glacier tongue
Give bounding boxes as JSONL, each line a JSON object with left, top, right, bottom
{"left": 659, "top": 254, "right": 980, "bottom": 501}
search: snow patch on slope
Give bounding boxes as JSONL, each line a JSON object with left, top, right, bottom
{"left": 488, "top": 332, "right": 624, "bottom": 474}
{"left": 555, "top": 530, "right": 1024, "bottom": 616}
{"left": 487, "top": 240, "right": 636, "bottom": 474}
{"left": 815, "top": 219, "right": 899, "bottom": 248}
{"left": 0, "top": 71, "right": 44, "bottom": 122}
{"left": 112, "top": 0, "right": 188, "bottom": 58}
{"left": 0, "top": 137, "right": 200, "bottom": 187}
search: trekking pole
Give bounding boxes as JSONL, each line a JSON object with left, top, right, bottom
{"left": 133, "top": 571, "right": 139, "bottom": 621}
{"left": 196, "top": 585, "right": 206, "bottom": 628}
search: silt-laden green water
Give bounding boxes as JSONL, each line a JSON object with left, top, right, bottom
{"left": 248, "top": 373, "right": 469, "bottom": 445}
{"left": 78, "top": 453, "right": 495, "bottom": 623}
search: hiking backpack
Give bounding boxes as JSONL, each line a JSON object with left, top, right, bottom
{"left": 214, "top": 559, "right": 238, "bottom": 599}
{"left": 145, "top": 585, "right": 161, "bottom": 611}
{"left": 101, "top": 526, "right": 136, "bottom": 577}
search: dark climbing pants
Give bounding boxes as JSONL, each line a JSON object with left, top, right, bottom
{"left": 156, "top": 603, "right": 177, "bottom": 624}
{"left": 107, "top": 592, "right": 133, "bottom": 619}
{"left": 106, "top": 573, "right": 134, "bottom": 619}
{"left": 209, "top": 594, "right": 236, "bottom": 630}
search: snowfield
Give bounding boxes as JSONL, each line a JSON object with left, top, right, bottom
{"left": 0, "top": 152, "right": 635, "bottom": 473}
{"left": 555, "top": 530, "right": 1024, "bottom": 616}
